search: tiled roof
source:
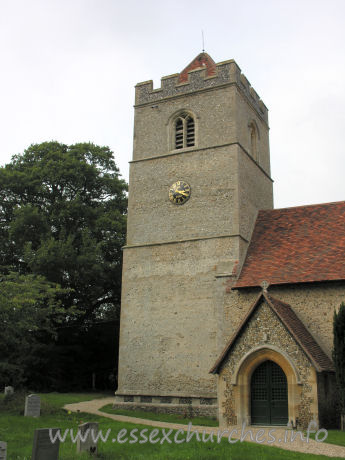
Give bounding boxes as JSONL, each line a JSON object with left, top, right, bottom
{"left": 235, "top": 201, "right": 345, "bottom": 288}
{"left": 210, "top": 292, "right": 335, "bottom": 374}
{"left": 178, "top": 52, "right": 217, "bottom": 83}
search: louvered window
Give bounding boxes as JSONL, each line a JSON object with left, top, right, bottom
{"left": 174, "top": 113, "right": 195, "bottom": 149}
{"left": 175, "top": 118, "right": 184, "bottom": 149}
{"left": 186, "top": 116, "right": 195, "bottom": 147}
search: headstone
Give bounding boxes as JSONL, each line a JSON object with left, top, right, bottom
{"left": 24, "top": 394, "right": 41, "bottom": 417}
{"left": 0, "top": 442, "right": 7, "bottom": 460}
{"left": 77, "top": 422, "right": 99, "bottom": 454}
{"left": 4, "top": 387, "right": 13, "bottom": 396}
{"left": 32, "top": 428, "right": 60, "bottom": 460}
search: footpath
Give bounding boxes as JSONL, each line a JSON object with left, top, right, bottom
{"left": 64, "top": 397, "right": 345, "bottom": 458}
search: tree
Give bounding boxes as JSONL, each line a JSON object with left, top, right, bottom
{"left": 333, "top": 302, "right": 345, "bottom": 430}
{"left": 0, "top": 272, "right": 71, "bottom": 388}
{"left": 51, "top": 319, "right": 120, "bottom": 391}
{"left": 0, "top": 141, "right": 127, "bottom": 324}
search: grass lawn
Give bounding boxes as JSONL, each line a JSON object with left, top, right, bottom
{"left": 308, "top": 430, "right": 345, "bottom": 447}
{"left": 0, "top": 391, "right": 110, "bottom": 414}
{"left": 1, "top": 392, "right": 344, "bottom": 459}
{"left": 99, "top": 403, "right": 219, "bottom": 427}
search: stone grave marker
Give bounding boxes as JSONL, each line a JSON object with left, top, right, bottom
{"left": 24, "top": 394, "right": 41, "bottom": 417}
{"left": 0, "top": 441, "right": 7, "bottom": 460}
{"left": 77, "top": 422, "right": 99, "bottom": 455}
{"left": 4, "top": 387, "right": 13, "bottom": 396}
{"left": 32, "top": 428, "right": 60, "bottom": 460}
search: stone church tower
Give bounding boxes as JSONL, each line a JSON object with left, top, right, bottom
{"left": 115, "top": 53, "right": 273, "bottom": 413}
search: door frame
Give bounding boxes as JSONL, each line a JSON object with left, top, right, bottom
{"left": 229, "top": 346, "right": 303, "bottom": 426}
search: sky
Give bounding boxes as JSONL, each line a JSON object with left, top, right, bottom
{"left": 1, "top": 0, "right": 344, "bottom": 209}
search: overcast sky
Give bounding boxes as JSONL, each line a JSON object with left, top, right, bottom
{"left": 1, "top": 0, "right": 344, "bottom": 208}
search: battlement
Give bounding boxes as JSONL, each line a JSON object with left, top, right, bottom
{"left": 135, "top": 56, "right": 268, "bottom": 122}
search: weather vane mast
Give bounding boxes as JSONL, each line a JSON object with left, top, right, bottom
{"left": 202, "top": 30, "right": 205, "bottom": 52}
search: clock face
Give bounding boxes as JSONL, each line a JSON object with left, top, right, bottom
{"left": 169, "top": 180, "right": 191, "bottom": 205}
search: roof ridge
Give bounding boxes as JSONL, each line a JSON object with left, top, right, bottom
{"left": 234, "top": 200, "right": 345, "bottom": 288}
{"left": 264, "top": 293, "right": 290, "bottom": 308}
{"left": 178, "top": 52, "right": 217, "bottom": 83}
{"left": 264, "top": 293, "right": 334, "bottom": 372}
{"left": 262, "top": 199, "right": 345, "bottom": 213}
{"left": 210, "top": 292, "right": 334, "bottom": 374}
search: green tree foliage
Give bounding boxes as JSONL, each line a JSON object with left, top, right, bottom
{"left": 0, "top": 272, "right": 71, "bottom": 387}
{"left": 0, "top": 141, "right": 127, "bottom": 323}
{"left": 0, "top": 142, "right": 127, "bottom": 390}
{"left": 333, "top": 302, "right": 345, "bottom": 420}
{"left": 51, "top": 320, "right": 119, "bottom": 391}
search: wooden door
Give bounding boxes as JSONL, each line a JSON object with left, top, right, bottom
{"left": 251, "top": 360, "right": 288, "bottom": 425}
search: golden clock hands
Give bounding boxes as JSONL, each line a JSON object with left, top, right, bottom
{"left": 176, "top": 190, "right": 188, "bottom": 196}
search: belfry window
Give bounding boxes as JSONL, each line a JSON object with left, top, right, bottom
{"left": 249, "top": 121, "right": 259, "bottom": 162}
{"left": 174, "top": 113, "right": 195, "bottom": 149}
{"left": 250, "top": 124, "right": 257, "bottom": 159}
{"left": 186, "top": 116, "right": 195, "bottom": 147}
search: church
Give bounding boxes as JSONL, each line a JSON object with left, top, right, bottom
{"left": 114, "top": 53, "right": 345, "bottom": 429}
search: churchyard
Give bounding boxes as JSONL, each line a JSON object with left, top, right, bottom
{"left": 1, "top": 391, "right": 345, "bottom": 459}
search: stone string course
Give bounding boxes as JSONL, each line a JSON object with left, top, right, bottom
{"left": 117, "top": 53, "right": 272, "bottom": 409}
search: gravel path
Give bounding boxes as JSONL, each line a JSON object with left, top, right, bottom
{"left": 64, "top": 398, "right": 345, "bottom": 458}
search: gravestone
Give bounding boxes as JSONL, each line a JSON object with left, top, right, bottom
{"left": 32, "top": 428, "right": 60, "bottom": 460}
{"left": 0, "top": 442, "right": 7, "bottom": 460}
{"left": 77, "top": 422, "right": 99, "bottom": 454}
{"left": 25, "top": 394, "right": 41, "bottom": 417}
{"left": 4, "top": 387, "right": 13, "bottom": 396}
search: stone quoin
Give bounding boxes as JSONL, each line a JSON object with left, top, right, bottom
{"left": 115, "top": 53, "right": 344, "bottom": 429}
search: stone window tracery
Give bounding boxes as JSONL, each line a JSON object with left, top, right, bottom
{"left": 174, "top": 112, "right": 195, "bottom": 149}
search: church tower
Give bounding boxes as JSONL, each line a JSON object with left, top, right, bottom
{"left": 115, "top": 53, "right": 273, "bottom": 414}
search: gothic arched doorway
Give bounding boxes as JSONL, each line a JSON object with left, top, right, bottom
{"left": 251, "top": 360, "right": 288, "bottom": 425}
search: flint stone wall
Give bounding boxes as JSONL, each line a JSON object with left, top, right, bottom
{"left": 219, "top": 301, "right": 317, "bottom": 429}
{"left": 223, "top": 283, "right": 345, "bottom": 362}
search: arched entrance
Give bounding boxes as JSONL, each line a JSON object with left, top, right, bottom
{"left": 251, "top": 360, "right": 288, "bottom": 425}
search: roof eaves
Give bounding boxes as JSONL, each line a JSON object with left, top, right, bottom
{"left": 210, "top": 291, "right": 334, "bottom": 375}
{"left": 263, "top": 293, "right": 334, "bottom": 372}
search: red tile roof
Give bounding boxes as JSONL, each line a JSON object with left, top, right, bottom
{"left": 210, "top": 292, "right": 334, "bottom": 374}
{"left": 178, "top": 52, "right": 216, "bottom": 83}
{"left": 235, "top": 201, "right": 345, "bottom": 288}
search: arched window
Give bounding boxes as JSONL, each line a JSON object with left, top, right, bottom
{"left": 248, "top": 121, "right": 259, "bottom": 162}
{"left": 174, "top": 112, "right": 195, "bottom": 149}
{"left": 250, "top": 125, "right": 257, "bottom": 158}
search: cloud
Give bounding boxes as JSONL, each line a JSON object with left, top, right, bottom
{"left": 1, "top": 0, "right": 344, "bottom": 206}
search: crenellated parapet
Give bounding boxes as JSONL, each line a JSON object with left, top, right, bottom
{"left": 135, "top": 59, "right": 268, "bottom": 122}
